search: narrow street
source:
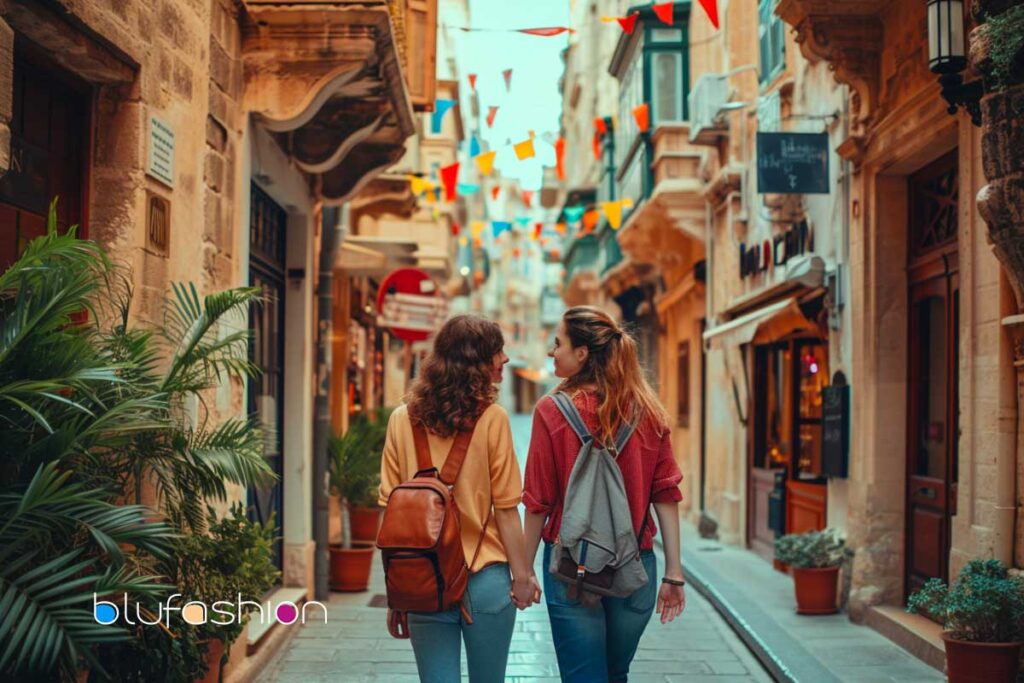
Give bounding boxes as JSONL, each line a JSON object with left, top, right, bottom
{"left": 258, "top": 409, "right": 772, "bottom": 683}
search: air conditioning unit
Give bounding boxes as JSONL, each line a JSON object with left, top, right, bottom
{"left": 688, "top": 74, "right": 730, "bottom": 146}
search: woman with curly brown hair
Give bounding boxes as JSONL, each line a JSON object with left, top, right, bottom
{"left": 379, "top": 314, "right": 539, "bottom": 682}
{"left": 523, "top": 306, "right": 686, "bottom": 683}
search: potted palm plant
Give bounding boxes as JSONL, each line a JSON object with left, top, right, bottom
{"left": 327, "top": 412, "right": 388, "bottom": 591}
{"left": 347, "top": 407, "right": 392, "bottom": 541}
{"left": 774, "top": 529, "right": 847, "bottom": 614}
{"left": 908, "top": 559, "right": 1024, "bottom": 683}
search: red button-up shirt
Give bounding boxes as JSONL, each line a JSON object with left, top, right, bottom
{"left": 523, "top": 391, "right": 683, "bottom": 550}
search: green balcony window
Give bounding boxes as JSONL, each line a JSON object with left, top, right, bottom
{"left": 759, "top": 0, "right": 786, "bottom": 85}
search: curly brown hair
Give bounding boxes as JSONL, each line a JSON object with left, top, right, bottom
{"left": 406, "top": 314, "right": 504, "bottom": 436}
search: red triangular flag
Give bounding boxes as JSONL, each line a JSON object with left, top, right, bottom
{"left": 487, "top": 106, "right": 499, "bottom": 128}
{"left": 468, "top": 73, "right": 477, "bottom": 90}
{"left": 594, "top": 117, "right": 608, "bottom": 135}
{"left": 451, "top": 222, "right": 461, "bottom": 237}
{"left": 518, "top": 27, "right": 571, "bottom": 36}
{"left": 503, "top": 68, "right": 513, "bottom": 92}
{"left": 652, "top": 2, "right": 674, "bottom": 26}
{"left": 555, "top": 137, "right": 566, "bottom": 180}
{"left": 440, "top": 161, "right": 460, "bottom": 202}
{"left": 697, "top": 0, "right": 719, "bottom": 29}
{"left": 592, "top": 133, "right": 602, "bottom": 161}
{"left": 617, "top": 13, "right": 639, "bottom": 34}
{"left": 491, "top": 185, "right": 501, "bottom": 200}
{"left": 532, "top": 222, "right": 543, "bottom": 240}
{"left": 632, "top": 103, "right": 650, "bottom": 133}
{"left": 522, "top": 190, "right": 533, "bottom": 209}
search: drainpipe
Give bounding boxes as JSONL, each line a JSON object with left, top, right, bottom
{"left": 313, "top": 204, "right": 345, "bottom": 601}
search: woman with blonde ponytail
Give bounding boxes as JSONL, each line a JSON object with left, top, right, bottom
{"left": 523, "top": 306, "right": 686, "bottom": 682}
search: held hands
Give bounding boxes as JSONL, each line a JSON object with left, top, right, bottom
{"left": 657, "top": 573, "right": 687, "bottom": 624}
{"left": 511, "top": 573, "right": 542, "bottom": 610}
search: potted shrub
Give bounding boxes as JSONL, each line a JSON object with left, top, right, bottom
{"left": 908, "top": 559, "right": 1024, "bottom": 683}
{"left": 774, "top": 529, "right": 847, "bottom": 615}
{"left": 347, "top": 407, "right": 392, "bottom": 541}
{"left": 327, "top": 411, "right": 389, "bottom": 591}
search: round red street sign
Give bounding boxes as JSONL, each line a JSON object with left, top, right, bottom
{"left": 376, "top": 267, "right": 443, "bottom": 342}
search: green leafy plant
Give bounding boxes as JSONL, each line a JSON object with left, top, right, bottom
{"left": 907, "top": 559, "right": 1024, "bottom": 643}
{"left": 328, "top": 407, "right": 391, "bottom": 547}
{"left": 774, "top": 528, "right": 847, "bottom": 569}
{"left": 982, "top": 4, "right": 1024, "bottom": 91}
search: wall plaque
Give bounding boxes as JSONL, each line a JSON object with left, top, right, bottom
{"left": 147, "top": 116, "right": 175, "bottom": 188}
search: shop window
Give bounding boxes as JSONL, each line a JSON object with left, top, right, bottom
{"left": 758, "top": 0, "right": 786, "bottom": 85}
{"left": 652, "top": 51, "right": 684, "bottom": 123}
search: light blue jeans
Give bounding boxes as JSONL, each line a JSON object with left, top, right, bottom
{"left": 407, "top": 562, "right": 516, "bottom": 682}
{"left": 543, "top": 543, "right": 658, "bottom": 683}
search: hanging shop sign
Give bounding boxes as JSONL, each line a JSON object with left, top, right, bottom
{"left": 376, "top": 267, "right": 447, "bottom": 342}
{"left": 739, "top": 220, "right": 813, "bottom": 279}
{"left": 756, "top": 132, "right": 829, "bottom": 194}
{"left": 821, "top": 372, "right": 850, "bottom": 478}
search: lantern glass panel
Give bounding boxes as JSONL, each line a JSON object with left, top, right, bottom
{"left": 928, "top": 0, "right": 966, "bottom": 73}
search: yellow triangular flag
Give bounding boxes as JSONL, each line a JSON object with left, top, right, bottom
{"left": 407, "top": 175, "right": 434, "bottom": 195}
{"left": 602, "top": 200, "right": 624, "bottom": 230}
{"left": 470, "top": 220, "right": 486, "bottom": 238}
{"left": 513, "top": 138, "right": 536, "bottom": 161}
{"left": 475, "top": 150, "right": 497, "bottom": 176}
{"left": 600, "top": 15, "right": 619, "bottom": 23}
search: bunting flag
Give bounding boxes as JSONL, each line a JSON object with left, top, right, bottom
{"left": 698, "top": 0, "right": 720, "bottom": 29}
{"left": 522, "top": 190, "right": 533, "bottom": 209}
{"left": 554, "top": 222, "right": 567, "bottom": 235}
{"left": 486, "top": 106, "right": 499, "bottom": 128}
{"left": 515, "top": 216, "right": 531, "bottom": 227}
{"left": 473, "top": 237, "right": 483, "bottom": 249}
{"left": 492, "top": 221, "right": 512, "bottom": 238}
{"left": 551, "top": 248, "right": 561, "bottom": 260}
{"left": 471, "top": 221, "right": 486, "bottom": 238}
{"left": 617, "top": 13, "right": 639, "bottom": 34}
{"left": 475, "top": 150, "right": 497, "bottom": 176}
{"left": 602, "top": 201, "right": 624, "bottom": 230}
{"left": 564, "top": 206, "right": 585, "bottom": 223}
{"left": 459, "top": 236, "right": 469, "bottom": 247}
{"left": 532, "top": 222, "right": 543, "bottom": 241}
{"left": 425, "top": 189, "right": 437, "bottom": 204}
{"left": 469, "top": 134, "right": 482, "bottom": 158}
{"left": 632, "top": 103, "right": 650, "bottom": 133}
{"left": 512, "top": 248, "right": 521, "bottom": 259}
{"left": 652, "top": 2, "right": 674, "bottom": 26}
{"left": 407, "top": 175, "right": 434, "bottom": 195}
{"left": 594, "top": 117, "right": 608, "bottom": 135}
{"left": 440, "top": 162, "right": 460, "bottom": 201}
{"left": 555, "top": 137, "right": 566, "bottom": 180}
{"left": 491, "top": 185, "right": 501, "bottom": 200}
{"left": 592, "top": 133, "right": 602, "bottom": 161}
{"left": 513, "top": 137, "right": 535, "bottom": 160}
{"left": 518, "top": 27, "right": 572, "bottom": 36}
{"left": 457, "top": 182, "right": 480, "bottom": 195}
{"left": 503, "top": 69, "right": 513, "bottom": 92}
{"left": 468, "top": 73, "right": 477, "bottom": 90}
{"left": 600, "top": 16, "right": 619, "bottom": 23}
{"left": 431, "top": 99, "right": 457, "bottom": 134}
{"left": 450, "top": 222, "right": 461, "bottom": 237}
{"left": 582, "top": 209, "right": 599, "bottom": 233}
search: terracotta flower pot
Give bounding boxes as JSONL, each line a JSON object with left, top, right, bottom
{"left": 349, "top": 505, "right": 382, "bottom": 541}
{"left": 791, "top": 566, "right": 840, "bottom": 615}
{"left": 329, "top": 541, "right": 375, "bottom": 592}
{"left": 942, "top": 633, "right": 1023, "bottom": 683}
{"left": 196, "top": 638, "right": 224, "bottom": 683}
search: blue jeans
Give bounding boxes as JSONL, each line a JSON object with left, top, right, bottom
{"left": 543, "top": 543, "right": 658, "bottom": 683}
{"left": 407, "top": 562, "right": 516, "bottom": 682}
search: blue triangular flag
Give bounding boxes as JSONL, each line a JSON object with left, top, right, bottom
{"left": 457, "top": 183, "right": 480, "bottom": 195}
{"left": 491, "top": 221, "right": 512, "bottom": 238}
{"left": 431, "top": 99, "right": 457, "bottom": 134}
{"left": 470, "top": 135, "right": 482, "bottom": 158}
{"left": 515, "top": 216, "right": 531, "bottom": 227}
{"left": 564, "top": 205, "right": 585, "bottom": 223}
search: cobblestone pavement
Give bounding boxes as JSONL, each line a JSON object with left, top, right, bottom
{"left": 257, "top": 410, "right": 771, "bottom": 682}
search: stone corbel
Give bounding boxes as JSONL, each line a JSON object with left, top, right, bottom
{"left": 776, "top": 0, "right": 883, "bottom": 131}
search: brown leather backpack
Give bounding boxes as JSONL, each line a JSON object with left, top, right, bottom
{"left": 376, "top": 418, "right": 489, "bottom": 638}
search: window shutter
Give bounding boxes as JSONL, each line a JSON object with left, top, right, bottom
{"left": 403, "top": 0, "right": 437, "bottom": 112}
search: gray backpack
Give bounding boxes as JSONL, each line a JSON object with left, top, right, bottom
{"left": 548, "top": 392, "right": 650, "bottom": 600}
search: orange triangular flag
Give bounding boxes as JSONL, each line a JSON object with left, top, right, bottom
{"left": 491, "top": 185, "right": 501, "bottom": 200}
{"left": 503, "top": 68, "right": 513, "bottom": 91}
{"left": 487, "top": 106, "right": 499, "bottom": 128}
{"left": 632, "top": 103, "right": 650, "bottom": 133}
{"left": 698, "top": 0, "right": 719, "bottom": 29}
{"left": 513, "top": 138, "right": 535, "bottom": 160}
{"left": 468, "top": 73, "right": 477, "bottom": 90}
{"left": 617, "top": 13, "right": 639, "bottom": 34}
{"left": 555, "top": 222, "right": 567, "bottom": 235}
{"left": 555, "top": 137, "right": 566, "bottom": 180}
{"left": 652, "top": 2, "right": 674, "bottom": 26}
{"left": 582, "top": 209, "right": 599, "bottom": 233}
{"left": 594, "top": 117, "right": 608, "bottom": 135}
{"left": 475, "top": 150, "right": 497, "bottom": 176}
{"left": 522, "top": 190, "right": 533, "bottom": 209}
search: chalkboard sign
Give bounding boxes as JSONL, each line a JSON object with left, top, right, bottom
{"left": 821, "top": 378, "right": 849, "bottom": 478}
{"left": 756, "top": 132, "right": 830, "bottom": 194}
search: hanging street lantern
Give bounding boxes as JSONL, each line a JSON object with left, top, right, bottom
{"left": 927, "top": 0, "right": 982, "bottom": 125}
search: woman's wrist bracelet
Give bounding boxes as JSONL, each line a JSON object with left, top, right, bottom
{"left": 661, "top": 576, "right": 686, "bottom": 586}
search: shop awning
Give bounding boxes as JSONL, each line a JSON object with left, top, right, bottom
{"left": 336, "top": 235, "right": 418, "bottom": 275}
{"left": 702, "top": 297, "right": 818, "bottom": 349}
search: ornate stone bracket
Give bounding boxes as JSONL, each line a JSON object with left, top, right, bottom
{"left": 776, "top": 0, "right": 884, "bottom": 132}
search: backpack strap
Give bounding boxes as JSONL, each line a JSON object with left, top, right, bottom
{"left": 439, "top": 418, "right": 480, "bottom": 485}
{"left": 613, "top": 412, "right": 640, "bottom": 455}
{"left": 411, "top": 422, "right": 435, "bottom": 474}
{"left": 550, "top": 392, "right": 593, "bottom": 444}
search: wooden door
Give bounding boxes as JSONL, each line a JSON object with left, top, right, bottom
{"left": 905, "top": 151, "right": 959, "bottom": 598}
